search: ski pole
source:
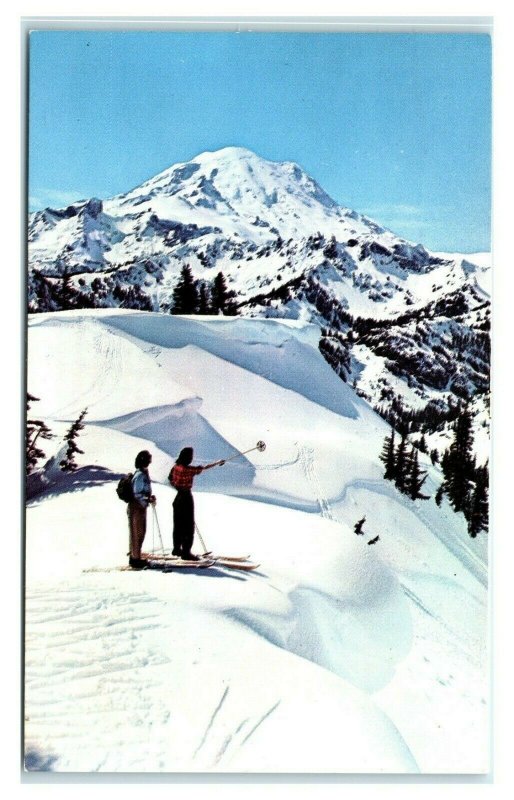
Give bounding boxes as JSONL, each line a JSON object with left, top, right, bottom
{"left": 192, "top": 443, "right": 265, "bottom": 557}
{"left": 221, "top": 440, "right": 266, "bottom": 464}
{"left": 194, "top": 522, "right": 210, "bottom": 557}
{"left": 151, "top": 503, "right": 155, "bottom": 554}
{"left": 152, "top": 504, "right": 165, "bottom": 554}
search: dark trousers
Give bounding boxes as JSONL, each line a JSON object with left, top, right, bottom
{"left": 173, "top": 490, "right": 195, "bottom": 556}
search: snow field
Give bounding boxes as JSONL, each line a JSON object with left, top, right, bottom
{"left": 25, "top": 309, "right": 489, "bottom": 773}
{"left": 25, "top": 482, "right": 417, "bottom": 772}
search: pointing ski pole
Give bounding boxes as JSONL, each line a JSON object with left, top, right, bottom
{"left": 221, "top": 440, "right": 266, "bottom": 464}
{"left": 195, "top": 443, "right": 265, "bottom": 557}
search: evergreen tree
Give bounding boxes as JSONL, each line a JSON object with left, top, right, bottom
{"left": 171, "top": 265, "right": 198, "bottom": 315}
{"left": 28, "top": 270, "right": 55, "bottom": 312}
{"left": 379, "top": 430, "right": 396, "bottom": 480}
{"left": 26, "top": 393, "right": 54, "bottom": 474}
{"left": 468, "top": 463, "right": 489, "bottom": 537}
{"left": 442, "top": 407, "right": 475, "bottom": 514}
{"left": 394, "top": 431, "right": 410, "bottom": 493}
{"left": 60, "top": 408, "right": 88, "bottom": 472}
{"left": 55, "top": 261, "right": 78, "bottom": 310}
{"left": 211, "top": 272, "right": 238, "bottom": 315}
{"left": 406, "top": 447, "right": 429, "bottom": 500}
{"left": 198, "top": 282, "right": 212, "bottom": 315}
{"left": 59, "top": 268, "right": 74, "bottom": 309}
{"left": 435, "top": 485, "right": 444, "bottom": 507}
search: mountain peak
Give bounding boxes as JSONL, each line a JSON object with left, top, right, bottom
{"left": 196, "top": 145, "right": 260, "bottom": 161}
{"left": 110, "top": 145, "right": 347, "bottom": 241}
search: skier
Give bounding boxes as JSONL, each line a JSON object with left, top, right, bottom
{"left": 169, "top": 447, "right": 225, "bottom": 560}
{"left": 128, "top": 450, "right": 156, "bottom": 569}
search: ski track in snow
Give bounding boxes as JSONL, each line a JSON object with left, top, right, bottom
{"left": 193, "top": 685, "right": 230, "bottom": 759}
{"left": 26, "top": 579, "right": 288, "bottom": 772}
{"left": 298, "top": 444, "right": 335, "bottom": 521}
{"left": 400, "top": 585, "right": 467, "bottom": 650}
{"left": 25, "top": 585, "right": 230, "bottom": 770}
{"left": 213, "top": 700, "right": 282, "bottom": 767}
{"left": 25, "top": 588, "right": 169, "bottom": 686}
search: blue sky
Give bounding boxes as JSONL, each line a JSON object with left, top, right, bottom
{"left": 28, "top": 31, "right": 491, "bottom": 252}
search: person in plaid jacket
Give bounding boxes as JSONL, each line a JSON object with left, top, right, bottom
{"left": 169, "top": 447, "right": 225, "bottom": 560}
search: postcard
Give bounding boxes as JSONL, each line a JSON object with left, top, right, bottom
{"left": 24, "top": 23, "right": 491, "bottom": 775}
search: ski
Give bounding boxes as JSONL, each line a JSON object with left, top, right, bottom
{"left": 202, "top": 553, "right": 252, "bottom": 562}
{"left": 143, "top": 552, "right": 251, "bottom": 563}
{"left": 142, "top": 552, "right": 259, "bottom": 571}
{"left": 147, "top": 557, "right": 215, "bottom": 569}
{"left": 84, "top": 558, "right": 215, "bottom": 574}
{"left": 213, "top": 558, "right": 260, "bottom": 571}
{"left": 84, "top": 556, "right": 258, "bottom": 575}
{"left": 83, "top": 566, "right": 135, "bottom": 573}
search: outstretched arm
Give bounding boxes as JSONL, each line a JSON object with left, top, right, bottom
{"left": 202, "top": 460, "right": 225, "bottom": 470}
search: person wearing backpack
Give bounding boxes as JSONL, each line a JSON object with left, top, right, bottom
{"left": 169, "top": 447, "right": 224, "bottom": 560}
{"left": 128, "top": 449, "right": 156, "bottom": 569}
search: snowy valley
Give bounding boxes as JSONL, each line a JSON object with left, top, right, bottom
{"left": 24, "top": 310, "right": 489, "bottom": 773}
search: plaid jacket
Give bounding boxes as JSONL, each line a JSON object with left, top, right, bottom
{"left": 169, "top": 464, "right": 204, "bottom": 490}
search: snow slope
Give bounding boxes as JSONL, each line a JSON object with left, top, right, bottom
{"left": 25, "top": 310, "right": 489, "bottom": 774}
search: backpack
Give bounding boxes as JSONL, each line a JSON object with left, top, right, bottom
{"left": 116, "top": 473, "right": 134, "bottom": 503}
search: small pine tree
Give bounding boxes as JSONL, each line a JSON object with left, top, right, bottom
{"left": 198, "top": 282, "right": 212, "bottom": 315}
{"left": 380, "top": 430, "right": 396, "bottom": 481}
{"left": 468, "top": 463, "right": 489, "bottom": 537}
{"left": 435, "top": 485, "right": 444, "bottom": 507}
{"left": 354, "top": 516, "right": 366, "bottom": 535}
{"left": 60, "top": 408, "right": 88, "bottom": 472}
{"left": 394, "top": 431, "right": 410, "bottom": 493}
{"left": 211, "top": 272, "right": 238, "bottom": 315}
{"left": 172, "top": 265, "right": 198, "bottom": 315}
{"left": 406, "top": 448, "right": 429, "bottom": 500}
{"left": 442, "top": 407, "right": 475, "bottom": 515}
{"left": 56, "top": 261, "right": 78, "bottom": 310}
{"left": 26, "top": 393, "right": 54, "bottom": 475}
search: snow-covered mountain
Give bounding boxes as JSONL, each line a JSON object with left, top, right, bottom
{"left": 29, "top": 146, "right": 381, "bottom": 269}
{"left": 27, "top": 147, "right": 491, "bottom": 459}
{"left": 25, "top": 310, "right": 488, "bottom": 773}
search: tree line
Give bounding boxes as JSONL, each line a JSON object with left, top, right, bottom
{"left": 379, "top": 429, "right": 430, "bottom": 501}
{"left": 379, "top": 405, "right": 488, "bottom": 537}
{"left": 436, "top": 407, "right": 489, "bottom": 538}
{"left": 170, "top": 265, "right": 238, "bottom": 316}
{"left": 28, "top": 262, "right": 239, "bottom": 317}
